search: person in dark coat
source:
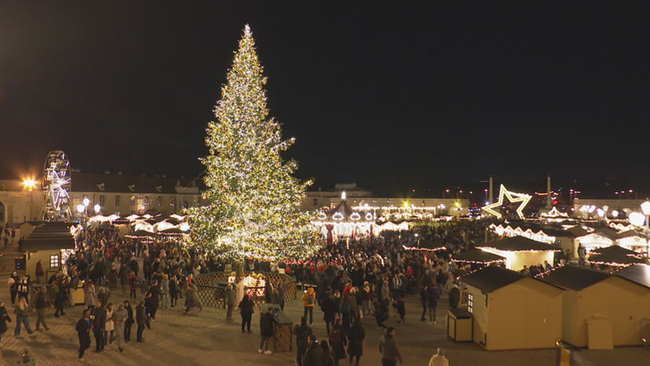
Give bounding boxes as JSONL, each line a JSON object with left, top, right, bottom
{"left": 449, "top": 284, "right": 460, "bottom": 309}
{"left": 320, "top": 291, "right": 337, "bottom": 334}
{"left": 347, "top": 318, "right": 365, "bottom": 366}
{"left": 0, "top": 301, "right": 12, "bottom": 343}
{"left": 427, "top": 285, "right": 440, "bottom": 324}
{"left": 320, "top": 340, "right": 334, "bottom": 366}
{"left": 419, "top": 285, "right": 429, "bottom": 321}
{"left": 238, "top": 294, "right": 254, "bottom": 333}
{"left": 328, "top": 318, "right": 347, "bottom": 366}
{"left": 76, "top": 309, "right": 92, "bottom": 359}
{"left": 294, "top": 316, "right": 313, "bottom": 366}
{"left": 147, "top": 280, "right": 161, "bottom": 320}
{"left": 136, "top": 300, "right": 147, "bottom": 342}
{"left": 123, "top": 300, "right": 134, "bottom": 343}
{"left": 303, "top": 335, "right": 324, "bottom": 366}
{"left": 91, "top": 300, "right": 107, "bottom": 352}
{"left": 259, "top": 307, "right": 276, "bottom": 354}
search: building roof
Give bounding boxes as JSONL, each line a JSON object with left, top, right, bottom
{"left": 476, "top": 236, "right": 561, "bottom": 252}
{"left": 590, "top": 245, "right": 639, "bottom": 256}
{"left": 587, "top": 251, "right": 645, "bottom": 266}
{"left": 71, "top": 172, "right": 200, "bottom": 194}
{"left": 453, "top": 249, "right": 506, "bottom": 263}
{"left": 23, "top": 222, "right": 75, "bottom": 252}
{"left": 616, "top": 264, "right": 650, "bottom": 289}
{"left": 566, "top": 226, "right": 590, "bottom": 237}
{"left": 326, "top": 200, "right": 355, "bottom": 218}
{"left": 460, "top": 266, "right": 526, "bottom": 292}
{"left": 540, "top": 265, "right": 611, "bottom": 291}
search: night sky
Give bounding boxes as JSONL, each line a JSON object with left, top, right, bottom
{"left": 1, "top": 2, "right": 649, "bottom": 197}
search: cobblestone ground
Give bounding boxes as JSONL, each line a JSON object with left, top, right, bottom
{"left": 0, "top": 245, "right": 649, "bottom": 365}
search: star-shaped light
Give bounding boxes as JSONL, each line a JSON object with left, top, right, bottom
{"left": 482, "top": 184, "right": 531, "bottom": 220}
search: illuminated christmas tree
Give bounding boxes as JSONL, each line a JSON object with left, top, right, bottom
{"left": 188, "top": 25, "right": 317, "bottom": 262}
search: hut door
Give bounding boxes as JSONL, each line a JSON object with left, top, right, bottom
{"left": 525, "top": 292, "right": 551, "bottom": 348}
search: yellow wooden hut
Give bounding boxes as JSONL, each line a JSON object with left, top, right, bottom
{"left": 461, "top": 266, "right": 563, "bottom": 350}
{"left": 23, "top": 222, "right": 74, "bottom": 280}
{"left": 541, "top": 265, "right": 650, "bottom": 348}
{"left": 476, "top": 236, "right": 561, "bottom": 271}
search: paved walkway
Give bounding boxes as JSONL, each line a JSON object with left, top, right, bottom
{"left": 0, "top": 241, "right": 649, "bottom": 365}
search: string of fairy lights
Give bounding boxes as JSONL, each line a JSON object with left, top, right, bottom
{"left": 186, "top": 25, "right": 318, "bottom": 262}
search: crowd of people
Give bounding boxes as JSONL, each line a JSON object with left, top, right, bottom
{"left": 1, "top": 219, "right": 490, "bottom": 364}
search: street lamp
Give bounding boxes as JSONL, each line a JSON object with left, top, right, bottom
{"left": 93, "top": 204, "right": 101, "bottom": 214}
{"left": 82, "top": 197, "right": 90, "bottom": 208}
{"left": 640, "top": 201, "right": 650, "bottom": 258}
{"left": 76, "top": 204, "right": 85, "bottom": 214}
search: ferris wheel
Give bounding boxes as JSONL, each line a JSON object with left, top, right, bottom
{"left": 41, "top": 150, "right": 72, "bottom": 221}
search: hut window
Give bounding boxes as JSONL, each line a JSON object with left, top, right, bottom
{"left": 49, "top": 254, "right": 60, "bottom": 268}
{"left": 467, "top": 293, "right": 474, "bottom": 313}
{"left": 115, "top": 195, "right": 121, "bottom": 206}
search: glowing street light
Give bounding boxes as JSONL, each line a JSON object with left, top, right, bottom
{"left": 76, "top": 204, "right": 85, "bottom": 213}
{"left": 22, "top": 178, "right": 37, "bottom": 191}
{"left": 629, "top": 212, "right": 645, "bottom": 227}
{"left": 82, "top": 197, "right": 90, "bottom": 207}
{"left": 93, "top": 204, "right": 101, "bottom": 214}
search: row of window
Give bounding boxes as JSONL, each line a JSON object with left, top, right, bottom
{"left": 78, "top": 195, "right": 198, "bottom": 208}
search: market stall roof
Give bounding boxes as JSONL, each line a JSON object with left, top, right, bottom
{"left": 159, "top": 228, "right": 187, "bottom": 236}
{"left": 23, "top": 222, "right": 74, "bottom": 251}
{"left": 453, "top": 249, "right": 506, "bottom": 264}
{"left": 402, "top": 239, "right": 445, "bottom": 251}
{"left": 476, "top": 236, "right": 561, "bottom": 252}
{"left": 326, "top": 200, "right": 354, "bottom": 218}
{"left": 566, "top": 226, "right": 590, "bottom": 238}
{"left": 587, "top": 251, "right": 645, "bottom": 266}
{"left": 460, "top": 266, "right": 527, "bottom": 293}
{"left": 616, "top": 264, "right": 650, "bottom": 289}
{"left": 125, "top": 230, "right": 158, "bottom": 238}
{"left": 590, "top": 245, "right": 640, "bottom": 257}
{"left": 539, "top": 265, "right": 610, "bottom": 291}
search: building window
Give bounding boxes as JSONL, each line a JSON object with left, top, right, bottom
{"left": 312, "top": 198, "right": 318, "bottom": 206}
{"left": 50, "top": 254, "right": 60, "bottom": 268}
{"left": 170, "top": 197, "right": 176, "bottom": 206}
{"left": 144, "top": 196, "right": 149, "bottom": 205}
{"left": 115, "top": 195, "right": 121, "bottom": 207}
{"left": 99, "top": 195, "right": 106, "bottom": 206}
{"left": 130, "top": 195, "right": 136, "bottom": 206}
{"left": 467, "top": 293, "right": 474, "bottom": 314}
{"left": 157, "top": 196, "right": 162, "bottom": 207}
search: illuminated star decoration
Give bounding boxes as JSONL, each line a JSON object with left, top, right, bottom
{"left": 482, "top": 184, "right": 532, "bottom": 220}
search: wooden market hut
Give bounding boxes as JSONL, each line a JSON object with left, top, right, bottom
{"left": 540, "top": 265, "right": 650, "bottom": 348}
{"left": 476, "top": 236, "right": 561, "bottom": 271}
{"left": 23, "top": 222, "right": 75, "bottom": 280}
{"left": 460, "top": 266, "right": 563, "bottom": 350}
{"left": 587, "top": 245, "right": 646, "bottom": 268}
{"left": 452, "top": 249, "right": 506, "bottom": 266}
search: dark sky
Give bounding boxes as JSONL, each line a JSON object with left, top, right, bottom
{"left": 1, "top": 2, "right": 649, "bottom": 196}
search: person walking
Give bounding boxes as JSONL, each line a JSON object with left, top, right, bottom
{"left": 302, "top": 286, "right": 316, "bottom": 325}
{"left": 113, "top": 303, "right": 127, "bottom": 352}
{"left": 347, "top": 318, "right": 365, "bottom": 366}
{"left": 0, "top": 301, "right": 12, "bottom": 343}
{"left": 238, "top": 294, "right": 254, "bottom": 334}
{"left": 8, "top": 272, "right": 18, "bottom": 305}
{"left": 35, "top": 260, "right": 44, "bottom": 284}
{"left": 427, "top": 285, "right": 440, "bottom": 325}
{"left": 128, "top": 272, "right": 139, "bottom": 300}
{"left": 419, "top": 285, "right": 429, "bottom": 321}
{"left": 379, "top": 327, "right": 403, "bottom": 366}
{"left": 225, "top": 284, "right": 237, "bottom": 321}
{"left": 91, "top": 299, "right": 107, "bottom": 352}
{"left": 136, "top": 300, "right": 147, "bottom": 342}
{"left": 13, "top": 297, "right": 34, "bottom": 337}
{"left": 259, "top": 307, "right": 275, "bottom": 354}
{"left": 34, "top": 287, "right": 50, "bottom": 331}
{"left": 294, "top": 316, "right": 313, "bottom": 366}
{"left": 429, "top": 347, "right": 449, "bottom": 366}
{"left": 16, "top": 276, "right": 29, "bottom": 300}
{"left": 124, "top": 300, "right": 134, "bottom": 343}
{"left": 329, "top": 318, "right": 347, "bottom": 366}
{"left": 105, "top": 302, "right": 115, "bottom": 344}
{"left": 169, "top": 275, "right": 179, "bottom": 308}
{"left": 76, "top": 309, "right": 92, "bottom": 360}
{"left": 53, "top": 279, "right": 67, "bottom": 317}
{"left": 85, "top": 283, "right": 97, "bottom": 311}
{"left": 302, "top": 335, "right": 324, "bottom": 366}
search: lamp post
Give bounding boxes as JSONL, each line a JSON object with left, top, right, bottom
{"left": 641, "top": 201, "right": 650, "bottom": 258}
